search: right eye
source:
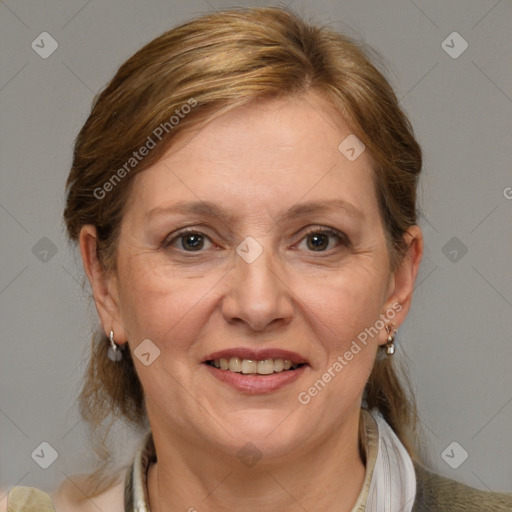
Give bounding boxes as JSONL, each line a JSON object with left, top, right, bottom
{"left": 163, "top": 229, "right": 214, "bottom": 252}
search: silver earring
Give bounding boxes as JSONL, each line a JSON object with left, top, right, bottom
{"left": 107, "top": 330, "right": 123, "bottom": 362}
{"left": 384, "top": 324, "right": 397, "bottom": 355}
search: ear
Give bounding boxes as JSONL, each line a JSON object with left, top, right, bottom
{"left": 79, "top": 225, "right": 128, "bottom": 345}
{"left": 380, "top": 225, "right": 423, "bottom": 343}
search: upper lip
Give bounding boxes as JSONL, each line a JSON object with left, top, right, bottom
{"left": 203, "top": 348, "right": 308, "bottom": 365}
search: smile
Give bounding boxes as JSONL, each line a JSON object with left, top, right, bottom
{"left": 202, "top": 348, "right": 309, "bottom": 393}
{"left": 206, "top": 357, "right": 303, "bottom": 375}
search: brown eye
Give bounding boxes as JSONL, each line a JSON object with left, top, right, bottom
{"left": 297, "top": 227, "right": 348, "bottom": 253}
{"left": 181, "top": 233, "right": 205, "bottom": 251}
{"left": 163, "top": 229, "right": 213, "bottom": 252}
{"left": 307, "top": 233, "right": 330, "bottom": 251}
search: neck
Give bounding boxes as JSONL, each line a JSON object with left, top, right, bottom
{"left": 147, "top": 410, "right": 366, "bottom": 512}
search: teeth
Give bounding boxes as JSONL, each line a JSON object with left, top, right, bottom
{"left": 210, "top": 357, "right": 300, "bottom": 375}
{"left": 241, "top": 359, "right": 257, "bottom": 374}
{"left": 229, "top": 357, "right": 241, "bottom": 372}
{"left": 257, "top": 359, "right": 274, "bottom": 375}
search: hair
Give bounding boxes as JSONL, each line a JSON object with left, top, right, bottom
{"left": 63, "top": 6, "right": 422, "bottom": 496}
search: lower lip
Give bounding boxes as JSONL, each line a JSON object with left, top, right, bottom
{"left": 203, "top": 363, "right": 308, "bottom": 394}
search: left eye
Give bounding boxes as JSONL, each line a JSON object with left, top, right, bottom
{"left": 297, "top": 228, "right": 346, "bottom": 252}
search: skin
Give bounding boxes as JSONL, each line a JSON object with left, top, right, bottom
{"left": 69, "top": 92, "right": 422, "bottom": 512}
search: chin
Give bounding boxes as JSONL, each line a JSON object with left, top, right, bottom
{"left": 203, "top": 408, "right": 310, "bottom": 457}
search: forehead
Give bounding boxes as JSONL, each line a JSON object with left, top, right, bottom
{"left": 125, "top": 93, "right": 379, "bottom": 223}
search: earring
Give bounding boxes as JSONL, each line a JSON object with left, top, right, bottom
{"left": 384, "top": 324, "right": 397, "bottom": 355}
{"left": 107, "top": 330, "right": 123, "bottom": 362}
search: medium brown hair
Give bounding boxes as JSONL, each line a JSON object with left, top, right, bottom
{"left": 64, "top": 6, "right": 422, "bottom": 495}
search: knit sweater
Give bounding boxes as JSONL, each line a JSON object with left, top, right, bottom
{"left": 412, "top": 463, "right": 512, "bottom": 511}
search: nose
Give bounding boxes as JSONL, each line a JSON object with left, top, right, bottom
{"left": 221, "top": 243, "right": 294, "bottom": 332}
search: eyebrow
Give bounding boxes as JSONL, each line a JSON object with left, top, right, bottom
{"left": 145, "top": 199, "right": 364, "bottom": 225}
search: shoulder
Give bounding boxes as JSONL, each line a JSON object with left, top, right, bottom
{"left": 413, "top": 461, "right": 512, "bottom": 512}
{"left": 50, "top": 472, "right": 127, "bottom": 512}
{"left": 0, "top": 475, "right": 126, "bottom": 512}
{"left": 0, "top": 486, "right": 55, "bottom": 512}
{"left": 1, "top": 467, "right": 130, "bottom": 512}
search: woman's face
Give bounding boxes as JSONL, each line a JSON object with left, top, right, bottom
{"left": 86, "top": 92, "right": 420, "bottom": 459}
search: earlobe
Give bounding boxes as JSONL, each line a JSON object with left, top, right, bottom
{"left": 78, "top": 225, "right": 127, "bottom": 344}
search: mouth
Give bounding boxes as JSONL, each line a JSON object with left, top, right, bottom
{"left": 205, "top": 357, "right": 305, "bottom": 375}
{"left": 202, "top": 349, "right": 309, "bottom": 392}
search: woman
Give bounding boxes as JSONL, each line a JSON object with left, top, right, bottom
{"left": 4, "top": 6, "right": 511, "bottom": 512}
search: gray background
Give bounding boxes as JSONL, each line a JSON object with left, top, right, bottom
{"left": 1, "top": 0, "right": 511, "bottom": 497}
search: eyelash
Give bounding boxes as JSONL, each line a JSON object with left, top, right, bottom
{"left": 162, "top": 226, "right": 350, "bottom": 253}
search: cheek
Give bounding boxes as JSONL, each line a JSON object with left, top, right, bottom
{"left": 294, "top": 271, "right": 386, "bottom": 409}
{"left": 116, "top": 256, "right": 220, "bottom": 349}
{"left": 297, "top": 264, "right": 387, "bottom": 350}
